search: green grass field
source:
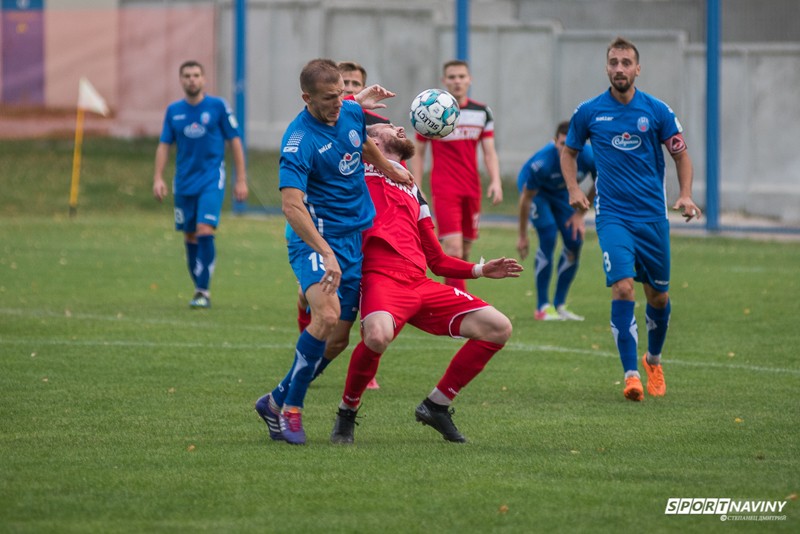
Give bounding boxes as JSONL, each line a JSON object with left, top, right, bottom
{"left": 1, "top": 138, "right": 798, "bottom": 532}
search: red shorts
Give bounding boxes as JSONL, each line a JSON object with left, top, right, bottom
{"left": 360, "top": 268, "right": 490, "bottom": 338}
{"left": 431, "top": 193, "right": 480, "bottom": 242}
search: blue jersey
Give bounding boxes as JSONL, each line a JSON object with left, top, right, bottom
{"left": 516, "top": 141, "right": 596, "bottom": 194}
{"left": 279, "top": 99, "right": 375, "bottom": 237}
{"left": 566, "top": 88, "right": 683, "bottom": 222}
{"left": 159, "top": 95, "right": 240, "bottom": 196}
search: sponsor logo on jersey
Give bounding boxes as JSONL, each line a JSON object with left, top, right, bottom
{"left": 173, "top": 114, "right": 186, "bottom": 121}
{"left": 348, "top": 130, "right": 361, "bottom": 148}
{"left": 637, "top": 117, "right": 650, "bottom": 132}
{"left": 612, "top": 132, "right": 641, "bottom": 151}
{"left": 318, "top": 142, "right": 332, "bottom": 154}
{"left": 184, "top": 123, "right": 206, "bottom": 138}
{"left": 595, "top": 115, "right": 614, "bottom": 121}
{"left": 339, "top": 152, "right": 361, "bottom": 175}
{"left": 201, "top": 112, "right": 210, "bottom": 125}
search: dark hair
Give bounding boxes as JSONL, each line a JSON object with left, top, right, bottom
{"left": 607, "top": 36, "right": 639, "bottom": 63}
{"left": 300, "top": 58, "right": 341, "bottom": 94}
{"left": 179, "top": 60, "right": 204, "bottom": 75}
{"left": 443, "top": 59, "right": 469, "bottom": 74}
{"left": 555, "top": 121, "right": 570, "bottom": 138}
{"left": 337, "top": 61, "right": 367, "bottom": 84}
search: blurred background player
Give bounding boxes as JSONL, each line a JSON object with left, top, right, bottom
{"left": 293, "top": 60, "right": 389, "bottom": 390}
{"left": 255, "top": 59, "right": 411, "bottom": 445}
{"left": 562, "top": 37, "right": 701, "bottom": 401}
{"left": 410, "top": 60, "right": 502, "bottom": 291}
{"left": 153, "top": 60, "right": 248, "bottom": 309}
{"left": 330, "top": 123, "right": 522, "bottom": 445}
{"left": 516, "top": 120, "right": 596, "bottom": 321}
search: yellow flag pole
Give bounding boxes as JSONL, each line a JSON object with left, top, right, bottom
{"left": 69, "top": 107, "right": 85, "bottom": 217}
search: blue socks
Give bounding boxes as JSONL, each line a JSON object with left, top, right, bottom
{"left": 271, "top": 330, "right": 325, "bottom": 408}
{"left": 534, "top": 226, "right": 557, "bottom": 310}
{"left": 646, "top": 300, "right": 671, "bottom": 358}
{"left": 185, "top": 241, "right": 199, "bottom": 286}
{"left": 610, "top": 300, "right": 638, "bottom": 373}
{"left": 195, "top": 235, "right": 215, "bottom": 293}
{"left": 553, "top": 248, "right": 579, "bottom": 308}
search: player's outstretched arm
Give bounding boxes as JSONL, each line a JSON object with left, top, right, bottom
{"left": 480, "top": 257, "right": 524, "bottom": 279}
{"left": 354, "top": 84, "right": 395, "bottom": 111}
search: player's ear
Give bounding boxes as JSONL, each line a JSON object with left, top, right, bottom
{"left": 301, "top": 92, "right": 312, "bottom": 104}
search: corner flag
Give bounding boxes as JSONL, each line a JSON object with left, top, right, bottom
{"left": 70, "top": 77, "right": 109, "bottom": 216}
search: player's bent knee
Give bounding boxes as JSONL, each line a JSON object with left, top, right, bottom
{"left": 362, "top": 329, "right": 391, "bottom": 354}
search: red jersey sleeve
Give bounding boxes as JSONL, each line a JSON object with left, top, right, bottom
{"left": 418, "top": 217, "right": 475, "bottom": 279}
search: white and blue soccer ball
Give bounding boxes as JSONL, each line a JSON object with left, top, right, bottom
{"left": 409, "top": 88, "right": 460, "bottom": 139}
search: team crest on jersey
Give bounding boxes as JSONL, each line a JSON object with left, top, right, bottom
{"left": 339, "top": 152, "right": 361, "bottom": 175}
{"left": 184, "top": 123, "right": 206, "bottom": 138}
{"left": 612, "top": 132, "right": 642, "bottom": 151}
{"left": 637, "top": 117, "right": 650, "bottom": 132}
{"left": 348, "top": 130, "right": 361, "bottom": 148}
{"left": 201, "top": 112, "right": 210, "bottom": 125}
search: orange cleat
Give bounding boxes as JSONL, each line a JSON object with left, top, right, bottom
{"left": 642, "top": 353, "right": 666, "bottom": 396}
{"left": 623, "top": 376, "right": 644, "bottom": 401}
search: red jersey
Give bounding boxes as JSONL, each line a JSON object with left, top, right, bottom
{"left": 416, "top": 98, "right": 495, "bottom": 198}
{"left": 362, "top": 161, "right": 475, "bottom": 279}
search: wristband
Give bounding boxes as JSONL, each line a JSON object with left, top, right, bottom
{"left": 472, "top": 257, "right": 485, "bottom": 278}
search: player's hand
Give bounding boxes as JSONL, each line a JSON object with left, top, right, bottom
{"left": 234, "top": 179, "right": 249, "bottom": 202}
{"left": 354, "top": 84, "right": 395, "bottom": 111}
{"left": 672, "top": 197, "right": 702, "bottom": 222}
{"left": 481, "top": 257, "right": 524, "bottom": 279}
{"left": 487, "top": 181, "right": 503, "bottom": 205}
{"left": 153, "top": 178, "right": 168, "bottom": 202}
{"left": 568, "top": 187, "right": 591, "bottom": 212}
{"left": 319, "top": 254, "right": 342, "bottom": 295}
{"left": 516, "top": 236, "right": 530, "bottom": 261}
{"left": 565, "top": 211, "right": 587, "bottom": 241}
{"left": 385, "top": 164, "right": 414, "bottom": 186}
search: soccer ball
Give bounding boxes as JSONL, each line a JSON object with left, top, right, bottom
{"left": 409, "top": 88, "right": 460, "bottom": 139}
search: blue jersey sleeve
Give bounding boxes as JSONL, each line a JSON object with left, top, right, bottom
{"left": 516, "top": 157, "right": 533, "bottom": 193}
{"left": 278, "top": 131, "right": 312, "bottom": 193}
{"left": 217, "top": 98, "right": 241, "bottom": 141}
{"left": 159, "top": 104, "right": 175, "bottom": 144}
{"left": 566, "top": 104, "right": 590, "bottom": 151}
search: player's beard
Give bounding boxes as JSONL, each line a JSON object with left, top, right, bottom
{"left": 185, "top": 86, "right": 202, "bottom": 98}
{"left": 387, "top": 137, "right": 415, "bottom": 161}
{"left": 611, "top": 76, "right": 633, "bottom": 93}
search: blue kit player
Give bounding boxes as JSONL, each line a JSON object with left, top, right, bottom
{"left": 153, "top": 60, "right": 248, "bottom": 309}
{"left": 254, "top": 58, "right": 412, "bottom": 445}
{"left": 561, "top": 37, "right": 702, "bottom": 401}
{"left": 516, "top": 120, "right": 596, "bottom": 321}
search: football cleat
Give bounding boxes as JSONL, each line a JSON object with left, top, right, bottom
{"left": 366, "top": 377, "right": 380, "bottom": 390}
{"left": 642, "top": 353, "right": 666, "bottom": 396}
{"left": 414, "top": 399, "right": 467, "bottom": 443}
{"left": 189, "top": 292, "right": 210, "bottom": 309}
{"left": 623, "top": 376, "right": 644, "bottom": 402}
{"left": 330, "top": 406, "right": 359, "bottom": 445}
{"left": 534, "top": 304, "right": 561, "bottom": 321}
{"left": 556, "top": 305, "right": 584, "bottom": 321}
{"left": 254, "top": 393, "right": 284, "bottom": 441}
{"left": 280, "top": 409, "right": 306, "bottom": 445}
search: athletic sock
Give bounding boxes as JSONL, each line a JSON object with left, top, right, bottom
{"left": 646, "top": 300, "right": 671, "bottom": 360}
{"left": 535, "top": 226, "right": 556, "bottom": 309}
{"left": 312, "top": 355, "right": 332, "bottom": 380}
{"left": 435, "top": 339, "right": 503, "bottom": 400}
{"left": 610, "top": 299, "right": 638, "bottom": 373}
{"left": 195, "top": 235, "right": 216, "bottom": 292}
{"left": 428, "top": 387, "right": 452, "bottom": 406}
{"left": 272, "top": 330, "right": 325, "bottom": 409}
{"left": 553, "top": 248, "right": 579, "bottom": 308}
{"left": 185, "top": 241, "right": 199, "bottom": 286}
{"left": 341, "top": 341, "right": 382, "bottom": 408}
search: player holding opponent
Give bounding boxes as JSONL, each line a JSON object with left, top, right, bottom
{"left": 255, "top": 59, "right": 412, "bottom": 445}
{"left": 516, "top": 121, "right": 596, "bottom": 321}
{"left": 330, "top": 123, "right": 522, "bottom": 444}
{"left": 410, "top": 60, "right": 502, "bottom": 292}
{"left": 561, "top": 37, "right": 701, "bottom": 401}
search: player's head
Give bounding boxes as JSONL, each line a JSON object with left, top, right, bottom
{"left": 442, "top": 60, "right": 471, "bottom": 101}
{"left": 300, "top": 58, "right": 345, "bottom": 126}
{"left": 367, "top": 123, "right": 415, "bottom": 162}
{"left": 554, "top": 120, "right": 570, "bottom": 155}
{"left": 179, "top": 60, "right": 205, "bottom": 99}
{"left": 606, "top": 36, "right": 640, "bottom": 94}
{"left": 338, "top": 61, "right": 367, "bottom": 97}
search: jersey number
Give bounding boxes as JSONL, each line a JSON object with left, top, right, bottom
{"left": 603, "top": 252, "right": 612, "bottom": 273}
{"left": 308, "top": 252, "right": 325, "bottom": 272}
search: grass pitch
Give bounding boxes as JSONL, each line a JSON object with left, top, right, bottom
{"left": 0, "top": 138, "right": 798, "bottom": 532}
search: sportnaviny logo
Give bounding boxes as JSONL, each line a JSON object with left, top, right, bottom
{"left": 665, "top": 498, "right": 788, "bottom": 521}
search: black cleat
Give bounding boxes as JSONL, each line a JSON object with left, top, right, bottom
{"left": 330, "top": 406, "right": 359, "bottom": 444}
{"left": 414, "top": 399, "right": 467, "bottom": 443}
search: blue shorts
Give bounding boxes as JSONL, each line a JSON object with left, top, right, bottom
{"left": 530, "top": 190, "right": 582, "bottom": 250}
{"left": 596, "top": 217, "right": 670, "bottom": 292}
{"left": 174, "top": 187, "right": 225, "bottom": 232}
{"left": 287, "top": 232, "right": 363, "bottom": 322}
